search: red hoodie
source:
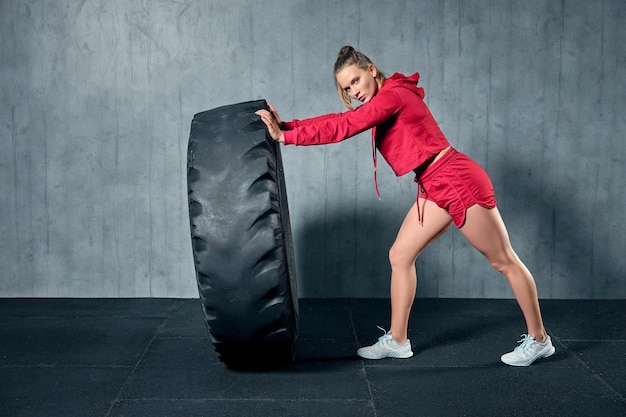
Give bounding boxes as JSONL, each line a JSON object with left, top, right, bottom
{"left": 282, "top": 72, "right": 450, "bottom": 195}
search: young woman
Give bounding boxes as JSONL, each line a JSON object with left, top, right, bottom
{"left": 256, "top": 46, "right": 555, "bottom": 366}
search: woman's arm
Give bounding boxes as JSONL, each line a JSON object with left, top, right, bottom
{"left": 283, "top": 90, "right": 402, "bottom": 145}
{"left": 283, "top": 112, "right": 342, "bottom": 130}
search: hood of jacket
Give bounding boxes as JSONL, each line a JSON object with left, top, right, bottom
{"left": 382, "top": 72, "right": 425, "bottom": 99}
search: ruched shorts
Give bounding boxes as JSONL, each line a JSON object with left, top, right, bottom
{"left": 416, "top": 147, "right": 496, "bottom": 228}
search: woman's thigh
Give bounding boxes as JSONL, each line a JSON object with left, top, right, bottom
{"left": 459, "top": 205, "right": 517, "bottom": 266}
{"left": 391, "top": 199, "right": 454, "bottom": 265}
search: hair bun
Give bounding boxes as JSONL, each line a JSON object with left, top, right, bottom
{"left": 338, "top": 45, "right": 355, "bottom": 57}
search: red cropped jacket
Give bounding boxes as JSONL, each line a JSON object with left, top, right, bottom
{"left": 282, "top": 72, "right": 450, "bottom": 196}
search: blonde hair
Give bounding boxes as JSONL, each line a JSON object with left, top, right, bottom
{"left": 334, "top": 46, "right": 386, "bottom": 109}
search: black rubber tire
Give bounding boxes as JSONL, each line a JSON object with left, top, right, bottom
{"left": 186, "top": 100, "right": 298, "bottom": 369}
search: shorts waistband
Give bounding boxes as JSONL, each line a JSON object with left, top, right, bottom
{"left": 418, "top": 147, "right": 460, "bottom": 183}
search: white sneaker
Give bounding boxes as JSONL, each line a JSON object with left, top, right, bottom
{"left": 357, "top": 327, "right": 413, "bottom": 360}
{"left": 501, "top": 334, "right": 555, "bottom": 366}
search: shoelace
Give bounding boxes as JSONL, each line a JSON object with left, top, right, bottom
{"left": 375, "top": 326, "right": 392, "bottom": 344}
{"left": 514, "top": 334, "right": 536, "bottom": 352}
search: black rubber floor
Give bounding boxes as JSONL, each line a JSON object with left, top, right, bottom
{"left": 1, "top": 298, "right": 624, "bottom": 417}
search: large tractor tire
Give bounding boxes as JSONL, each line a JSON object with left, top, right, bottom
{"left": 186, "top": 100, "right": 298, "bottom": 369}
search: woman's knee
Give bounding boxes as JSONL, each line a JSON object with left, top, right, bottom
{"left": 488, "top": 250, "right": 523, "bottom": 276}
{"left": 388, "top": 243, "right": 416, "bottom": 270}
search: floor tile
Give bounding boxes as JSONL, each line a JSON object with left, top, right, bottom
{"left": 0, "top": 316, "right": 162, "bottom": 366}
{"left": 0, "top": 366, "right": 131, "bottom": 417}
{"left": 541, "top": 300, "right": 626, "bottom": 340}
{"left": 1, "top": 298, "right": 624, "bottom": 417}
{"left": 156, "top": 299, "right": 208, "bottom": 338}
{"left": 566, "top": 340, "right": 626, "bottom": 398}
{"left": 298, "top": 298, "right": 354, "bottom": 340}
{"left": 366, "top": 365, "right": 626, "bottom": 417}
{"left": 295, "top": 336, "right": 358, "bottom": 362}
{"left": 121, "top": 337, "right": 370, "bottom": 401}
{"left": 108, "top": 399, "right": 376, "bottom": 417}
{"left": 0, "top": 298, "right": 178, "bottom": 318}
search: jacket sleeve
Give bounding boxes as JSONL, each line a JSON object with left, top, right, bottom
{"left": 283, "top": 90, "right": 403, "bottom": 146}
{"left": 283, "top": 113, "right": 342, "bottom": 129}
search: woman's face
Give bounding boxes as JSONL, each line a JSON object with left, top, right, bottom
{"left": 336, "top": 64, "right": 379, "bottom": 105}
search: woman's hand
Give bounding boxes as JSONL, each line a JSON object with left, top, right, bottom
{"left": 267, "top": 103, "right": 283, "bottom": 126}
{"left": 255, "top": 103, "right": 285, "bottom": 143}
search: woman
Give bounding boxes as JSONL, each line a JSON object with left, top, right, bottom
{"left": 256, "top": 46, "right": 555, "bottom": 366}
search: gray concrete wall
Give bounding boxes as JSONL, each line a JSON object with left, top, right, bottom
{"left": 1, "top": 0, "right": 624, "bottom": 298}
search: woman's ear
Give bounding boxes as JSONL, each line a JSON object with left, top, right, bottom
{"left": 369, "top": 64, "right": 378, "bottom": 77}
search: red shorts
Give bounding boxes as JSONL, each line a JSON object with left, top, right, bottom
{"left": 416, "top": 148, "right": 496, "bottom": 228}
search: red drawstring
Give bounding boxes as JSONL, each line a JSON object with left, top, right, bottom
{"left": 417, "top": 183, "right": 426, "bottom": 225}
{"left": 413, "top": 177, "right": 427, "bottom": 225}
{"left": 372, "top": 135, "right": 381, "bottom": 199}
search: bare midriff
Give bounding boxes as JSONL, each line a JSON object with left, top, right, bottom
{"left": 413, "top": 146, "right": 451, "bottom": 177}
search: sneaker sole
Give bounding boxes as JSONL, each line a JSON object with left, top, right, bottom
{"left": 357, "top": 350, "right": 414, "bottom": 360}
{"left": 501, "top": 345, "right": 556, "bottom": 367}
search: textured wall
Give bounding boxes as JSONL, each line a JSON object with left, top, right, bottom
{"left": 1, "top": 0, "right": 624, "bottom": 298}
